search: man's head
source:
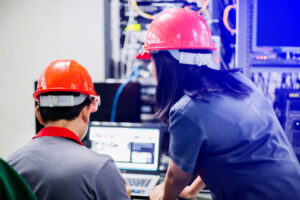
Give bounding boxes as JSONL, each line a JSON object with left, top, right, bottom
{"left": 37, "top": 92, "right": 92, "bottom": 123}
{"left": 33, "top": 60, "right": 100, "bottom": 138}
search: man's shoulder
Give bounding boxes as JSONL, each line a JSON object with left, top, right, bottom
{"left": 77, "top": 146, "right": 114, "bottom": 168}
{"left": 7, "top": 138, "right": 115, "bottom": 174}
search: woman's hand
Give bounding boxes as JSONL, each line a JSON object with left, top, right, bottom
{"left": 150, "top": 182, "right": 164, "bottom": 200}
{"left": 179, "top": 176, "right": 206, "bottom": 199}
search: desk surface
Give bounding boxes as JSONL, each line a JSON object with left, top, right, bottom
{"left": 131, "top": 191, "right": 212, "bottom": 200}
{"left": 131, "top": 154, "right": 213, "bottom": 200}
{"left": 195, "top": 192, "right": 212, "bottom": 200}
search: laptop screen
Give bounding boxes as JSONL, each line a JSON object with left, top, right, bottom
{"left": 89, "top": 125, "right": 160, "bottom": 171}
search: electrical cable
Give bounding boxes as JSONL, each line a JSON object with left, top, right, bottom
{"left": 266, "top": 72, "right": 271, "bottom": 97}
{"left": 290, "top": 73, "right": 293, "bottom": 89}
{"left": 281, "top": 73, "right": 287, "bottom": 89}
{"left": 131, "top": 0, "right": 155, "bottom": 19}
{"left": 120, "top": 0, "right": 137, "bottom": 78}
{"left": 258, "top": 73, "right": 266, "bottom": 95}
{"left": 131, "top": 0, "right": 210, "bottom": 19}
{"left": 110, "top": 66, "right": 140, "bottom": 122}
{"left": 223, "top": 0, "right": 236, "bottom": 34}
{"left": 197, "top": 0, "right": 210, "bottom": 15}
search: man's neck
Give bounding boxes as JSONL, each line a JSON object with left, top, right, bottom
{"left": 45, "top": 119, "right": 82, "bottom": 139}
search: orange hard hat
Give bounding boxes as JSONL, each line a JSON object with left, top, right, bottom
{"left": 136, "top": 7, "right": 216, "bottom": 60}
{"left": 33, "top": 60, "right": 98, "bottom": 104}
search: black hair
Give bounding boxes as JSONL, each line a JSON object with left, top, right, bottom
{"left": 39, "top": 92, "right": 91, "bottom": 123}
{"left": 152, "top": 50, "right": 253, "bottom": 124}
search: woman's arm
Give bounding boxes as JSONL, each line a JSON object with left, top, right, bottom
{"left": 179, "top": 176, "right": 206, "bottom": 199}
{"left": 150, "top": 160, "right": 194, "bottom": 200}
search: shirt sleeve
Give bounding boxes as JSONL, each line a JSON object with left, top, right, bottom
{"left": 0, "top": 158, "right": 37, "bottom": 200}
{"left": 168, "top": 109, "right": 208, "bottom": 173}
{"left": 94, "top": 159, "right": 129, "bottom": 200}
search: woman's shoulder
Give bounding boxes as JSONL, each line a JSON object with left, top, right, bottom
{"left": 231, "top": 71, "right": 256, "bottom": 89}
{"left": 171, "top": 95, "right": 192, "bottom": 113}
{"left": 170, "top": 95, "right": 209, "bottom": 118}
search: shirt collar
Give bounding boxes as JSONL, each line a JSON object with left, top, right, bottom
{"left": 33, "top": 127, "right": 85, "bottom": 146}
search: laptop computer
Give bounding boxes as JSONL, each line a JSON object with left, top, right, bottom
{"left": 88, "top": 122, "right": 163, "bottom": 197}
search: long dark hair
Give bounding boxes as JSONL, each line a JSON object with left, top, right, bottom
{"left": 152, "top": 50, "right": 253, "bottom": 124}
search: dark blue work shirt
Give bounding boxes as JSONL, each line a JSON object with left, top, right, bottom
{"left": 168, "top": 72, "right": 300, "bottom": 200}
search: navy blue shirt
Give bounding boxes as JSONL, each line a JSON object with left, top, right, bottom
{"left": 168, "top": 72, "right": 300, "bottom": 200}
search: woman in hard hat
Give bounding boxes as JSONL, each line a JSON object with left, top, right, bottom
{"left": 136, "top": 7, "right": 300, "bottom": 200}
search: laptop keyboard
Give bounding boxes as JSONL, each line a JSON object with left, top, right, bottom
{"left": 122, "top": 174, "right": 160, "bottom": 196}
{"left": 127, "top": 178, "right": 151, "bottom": 187}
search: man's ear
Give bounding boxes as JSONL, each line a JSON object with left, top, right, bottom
{"left": 81, "top": 104, "right": 93, "bottom": 124}
{"left": 35, "top": 106, "right": 45, "bottom": 125}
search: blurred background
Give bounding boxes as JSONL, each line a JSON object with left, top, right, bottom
{"left": 1, "top": 0, "right": 300, "bottom": 163}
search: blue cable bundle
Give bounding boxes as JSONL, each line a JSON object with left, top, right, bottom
{"left": 110, "top": 66, "right": 140, "bottom": 122}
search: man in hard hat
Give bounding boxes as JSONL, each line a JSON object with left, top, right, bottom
{"left": 7, "top": 60, "right": 130, "bottom": 200}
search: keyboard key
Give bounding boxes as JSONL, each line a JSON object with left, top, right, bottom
{"left": 131, "top": 189, "right": 145, "bottom": 194}
{"left": 127, "top": 178, "right": 151, "bottom": 187}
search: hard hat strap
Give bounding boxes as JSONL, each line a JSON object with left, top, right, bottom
{"left": 40, "top": 94, "right": 88, "bottom": 107}
{"left": 167, "top": 50, "right": 219, "bottom": 70}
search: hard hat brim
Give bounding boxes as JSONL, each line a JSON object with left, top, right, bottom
{"left": 136, "top": 52, "right": 151, "bottom": 60}
{"left": 33, "top": 88, "right": 97, "bottom": 102}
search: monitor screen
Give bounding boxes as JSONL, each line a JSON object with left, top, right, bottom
{"left": 89, "top": 125, "right": 160, "bottom": 171}
{"left": 254, "top": 0, "right": 300, "bottom": 50}
{"left": 90, "top": 81, "right": 141, "bottom": 123}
